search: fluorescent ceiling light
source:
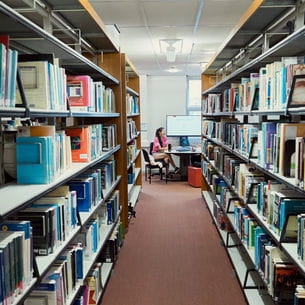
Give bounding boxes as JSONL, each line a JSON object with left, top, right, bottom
{"left": 166, "top": 66, "right": 180, "bottom": 73}
{"left": 159, "top": 39, "right": 183, "bottom": 63}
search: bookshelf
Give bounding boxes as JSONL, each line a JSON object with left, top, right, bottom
{"left": 201, "top": 1, "right": 305, "bottom": 304}
{"left": 0, "top": 1, "right": 140, "bottom": 305}
{"left": 125, "top": 56, "right": 142, "bottom": 217}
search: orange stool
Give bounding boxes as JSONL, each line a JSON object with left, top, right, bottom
{"left": 188, "top": 166, "right": 201, "bottom": 188}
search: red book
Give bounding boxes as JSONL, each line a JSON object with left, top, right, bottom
{"left": 67, "top": 75, "right": 92, "bottom": 111}
{"left": 65, "top": 127, "right": 90, "bottom": 162}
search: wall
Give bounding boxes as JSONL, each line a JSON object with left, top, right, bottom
{"left": 140, "top": 75, "right": 187, "bottom": 147}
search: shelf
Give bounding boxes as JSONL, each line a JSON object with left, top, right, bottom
{"left": 129, "top": 185, "right": 141, "bottom": 209}
{"left": 202, "top": 153, "right": 305, "bottom": 278}
{"left": 0, "top": 145, "right": 121, "bottom": 221}
{"left": 202, "top": 134, "right": 305, "bottom": 196}
{"left": 70, "top": 112, "right": 120, "bottom": 118}
{"left": 202, "top": 22, "right": 305, "bottom": 95}
{"left": 127, "top": 132, "right": 141, "bottom": 144}
{"left": 127, "top": 113, "right": 140, "bottom": 118}
{"left": 202, "top": 191, "right": 274, "bottom": 305}
{"left": 36, "top": 225, "right": 81, "bottom": 277}
{"left": 128, "top": 168, "right": 141, "bottom": 197}
{"left": 63, "top": 210, "right": 121, "bottom": 305}
{"left": 127, "top": 150, "right": 141, "bottom": 170}
{"left": 11, "top": 278, "right": 38, "bottom": 305}
{"left": 79, "top": 176, "right": 122, "bottom": 225}
{"left": 126, "top": 86, "right": 139, "bottom": 97}
{"left": 203, "top": 0, "right": 296, "bottom": 76}
{"left": 101, "top": 262, "right": 113, "bottom": 288}
{"left": 202, "top": 109, "right": 305, "bottom": 117}
{"left": 0, "top": 2, "right": 119, "bottom": 84}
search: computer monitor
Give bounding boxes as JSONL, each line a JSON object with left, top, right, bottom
{"left": 166, "top": 115, "right": 201, "bottom": 137}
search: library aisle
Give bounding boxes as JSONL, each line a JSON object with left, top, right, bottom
{"left": 101, "top": 179, "right": 247, "bottom": 305}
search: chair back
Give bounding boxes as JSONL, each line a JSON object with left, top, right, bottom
{"left": 142, "top": 149, "right": 151, "bottom": 163}
{"left": 149, "top": 142, "right": 154, "bottom": 155}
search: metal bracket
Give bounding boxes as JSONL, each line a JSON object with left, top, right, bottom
{"left": 15, "top": 0, "right": 37, "bottom": 12}
{"left": 295, "top": 0, "right": 305, "bottom": 30}
{"left": 226, "top": 231, "right": 241, "bottom": 248}
{"left": 243, "top": 268, "right": 261, "bottom": 289}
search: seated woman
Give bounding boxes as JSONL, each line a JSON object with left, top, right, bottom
{"left": 151, "top": 127, "right": 180, "bottom": 174}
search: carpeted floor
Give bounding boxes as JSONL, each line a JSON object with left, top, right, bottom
{"left": 100, "top": 178, "right": 247, "bottom": 305}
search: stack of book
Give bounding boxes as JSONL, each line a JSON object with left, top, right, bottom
{"left": 203, "top": 57, "right": 305, "bottom": 113}
{"left": 126, "top": 119, "right": 137, "bottom": 142}
{"left": 102, "top": 125, "right": 117, "bottom": 152}
{"left": 18, "top": 57, "right": 67, "bottom": 111}
{"left": 67, "top": 76, "right": 115, "bottom": 113}
{"left": 98, "top": 159, "right": 117, "bottom": 192}
{"left": 126, "top": 94, "right": 139, "bottom": 114}
{"left": 13, "top": 186, "right": 77, "bottom": 256}
{"left": 25, "top": 243, "right": 84, "bottom": 305}
{"left": 16, "top": 125, "right": 72, "bottom": 184}
{"left": 69, "top": 168, "right": 102, "bottom": 213}
{"left": 0, "top": 220, "right": 33, "bottom": 304}
{"left": 127, "top": 144, "right": 137, "bottom": 166}
{"left": 0, "top": 36, "right": 18, "bottom": 108}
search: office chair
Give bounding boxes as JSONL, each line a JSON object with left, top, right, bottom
{"left": 142, "top": 148, "right": 168, "bottom": 184}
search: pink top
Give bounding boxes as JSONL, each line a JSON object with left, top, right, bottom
{"left": 152, "top": 136, "right": 168, "bottom": 154}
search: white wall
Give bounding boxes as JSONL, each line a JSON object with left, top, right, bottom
{"left": 140, "top": 75, "right": 187, "bottom": 147}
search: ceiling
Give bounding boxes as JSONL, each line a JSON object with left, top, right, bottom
{"left": 89, "top": 0, "right": 253, "bottom": 76}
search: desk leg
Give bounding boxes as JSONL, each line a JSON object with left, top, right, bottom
{"left": 179, "top": 154, "right": 191, "bottom": 181}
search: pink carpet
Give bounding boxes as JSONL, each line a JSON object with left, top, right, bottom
{"left": 100, "top": 178, "right": 247, "bottom": 305}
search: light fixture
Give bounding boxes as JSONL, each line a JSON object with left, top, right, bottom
{"left": 166, "top": 66, "right": 181, "bottom": 73}
{"left": 159, "top": 39, "right": 183, "bottom": 63}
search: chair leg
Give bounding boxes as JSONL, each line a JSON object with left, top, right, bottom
{"left": 165, "top": 165, "right": 168, "bottom": 184}
{"left": 149, "top": 167, "right": 152, "bottom": 184}
{"left": 145, "top": 166, "right": 147, "bottom": 181}
{"left": 160, "top": 167, "right": 163, "bottom": 180}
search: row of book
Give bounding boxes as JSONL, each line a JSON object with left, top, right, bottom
{"left": 202, "top": 120, "right": 305, "bottom": 184}
{"left": 67, "top": 75, "right": 115, "bottom": 113}
{"left": 204, "top": 143, "right": 305, "bottom": 241}
{"left": 14, "top": 124, "right": 117, "bottom": 185}
{"left": 0, "top": 220, "right": 33, "bottom": 305}
{"left": 127, "top": 144, "right": 137, "bottom": 167}
{"left": 0, "top": 36, "right": 116, "bottom": 112}
{"left": 127, "top": 119, "right": 137, "bottom": 143}
{"left": 202, "top": 57, "right": 305, "bottom": 113}
{"left": 24, "top": 220, "right": 122, "bottom": 305}
{"left": 233, "top": 201, "right": 304, "bottom": 304}
{"left": 0, "top": 36, "right": 18, "bottom": 108}
{"left": 204, "top": 163, "right": 305, "bottom": 304}
{"left": 0, "top": 187, "right": 119, "bottom": 304}
{"left": 126, "top": 94, "right": 139, "bottom": 114}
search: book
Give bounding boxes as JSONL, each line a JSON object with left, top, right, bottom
{"left": 67, "top": 75, "right": 92, "bottom": 112}
{"left": 16, "top": 136, "right": 54, "bottom": 184}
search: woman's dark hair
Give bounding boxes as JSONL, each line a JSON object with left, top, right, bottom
{"left": 155, "top": 127, "right": 164, "bottom": 147}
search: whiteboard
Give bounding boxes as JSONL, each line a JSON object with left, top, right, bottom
{"left": 166, "top": 115, "right": 201, "bottom": 136}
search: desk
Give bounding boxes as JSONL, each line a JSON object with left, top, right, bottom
{"left": 165, "top": 148, "right": 201, "bottom": 181}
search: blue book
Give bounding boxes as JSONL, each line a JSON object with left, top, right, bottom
{"left": 9, "top": 50, "right": 17, "bottom": 107}
{"left": 75, "top": 247, "right": 83, "bottom": 279}
{"left": 87, "top": 221, "right": 98, "bottom": 252}
{"left": 69, "top": 178, "right": 92, "bottom": 212}
{"left": 0, "top": 250, "right": 4, "bottom": 304}
{"left": 107, "top": 201, "right": 113, "bottom": 225}
{"left": 254, "top": 227, "right": 264, "bottom": 267}
{"left": 16, "top": 136, "right": 52, "bottom": 184}
{"left": 279, "top": 199, "right": 305, "bottom": 230}
{"left": 5, "top": 49, "right": 12, "bottom": 107}
{"left": 47, "top": 63, "right": 55, "bottom": 110}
